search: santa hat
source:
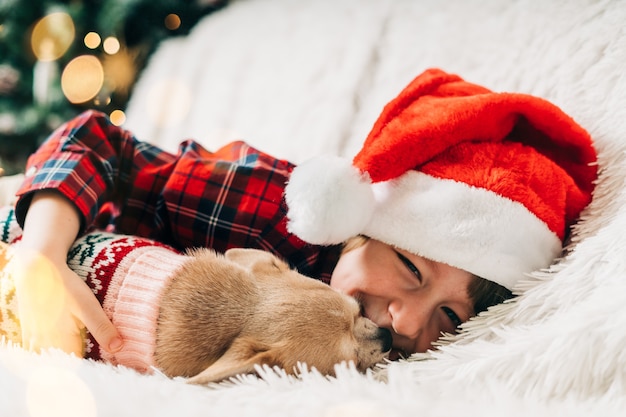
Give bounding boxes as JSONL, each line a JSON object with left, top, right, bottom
{"left": 285, "top": 68, "right": 597, "bottom": 290}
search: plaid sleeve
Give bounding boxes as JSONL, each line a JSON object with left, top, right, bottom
{"left": 14, "top": 111, "right": 341, "bottom": 280}
{"left": 14, "top": 110, "right": 176, "bottom": 234}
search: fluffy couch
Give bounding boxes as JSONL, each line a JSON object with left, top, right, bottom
{"left": 2, "top": 0, "right": 626, "bottom": 415}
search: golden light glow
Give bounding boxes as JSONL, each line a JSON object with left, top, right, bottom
{"left": 61, "top": 55, "right": 104, "bottom": 104}
{"left": 164, "top": 13, "right": 181, "bottom": 30}
{"left": 8, "top": 249, "right": 83, "bottom": 355}
{"left": 93, "top": 94, "right": 111, "bottom": 106}
{"left": 102, "top": 48, "right": 137, "bottom": 95}
{"left": 26, "top": 366, "right": 97, "bottom": 417}
{"left": 84, "top": 32, "right": 101, "bottom": 49}
{"left": 102, "top": 36, "right": 120, "bottom": 55}
{"left": 31, "top": 12, "right": 75, "bottom": 61}
{"left": 145, "top": 78, "right": 192, "bottom": 128}
{"left": 110, "top": 110, "right": 126, "bottom": 126}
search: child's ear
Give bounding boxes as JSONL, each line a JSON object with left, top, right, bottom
{"left": 186, "top": 337, "right": 283, "bottom": 385}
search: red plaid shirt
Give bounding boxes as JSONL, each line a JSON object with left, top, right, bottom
{"left": 14, "top": 110, "right": 341, "bottom": 283}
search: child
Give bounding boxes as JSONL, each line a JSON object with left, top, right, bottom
{"left": 10, "top": 68, "right": 597, "bottom": 361}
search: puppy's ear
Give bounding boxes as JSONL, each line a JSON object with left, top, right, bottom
{"left": 186, "top": 337, "right": 283, "bottom": 385}
{"left": 224, "top": 248, "right": 287, "bottom": 273}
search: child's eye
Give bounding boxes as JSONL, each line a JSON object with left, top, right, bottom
{"left": 395, "top": 251, "right": 421, "bottom": 281}
{"left": 442, "top": 306, "right": 462, "bottom": 328}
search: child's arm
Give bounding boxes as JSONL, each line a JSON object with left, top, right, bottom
{"left": 13, "top": 190, "right": 123, "bottom": 355}
{"left": 13, "top": 109, "right": 166, "bottom": 237}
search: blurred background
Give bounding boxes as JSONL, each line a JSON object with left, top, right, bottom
{"left": 0, "top": 0, "right": 226, "bottom": 175}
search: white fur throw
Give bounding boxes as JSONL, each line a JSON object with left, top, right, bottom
{"left": 2, "top": 0, "right": 626, "bottom": 415}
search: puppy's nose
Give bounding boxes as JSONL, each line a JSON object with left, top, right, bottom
{"left": 377, "top": 328, "right": 393, "bottom": 352}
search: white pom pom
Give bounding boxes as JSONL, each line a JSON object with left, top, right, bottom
{"left": 285, "top": 155, "right": 375, "bottom": 244}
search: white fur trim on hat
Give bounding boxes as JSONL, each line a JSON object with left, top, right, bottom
{"left": 285, "top": 155, "right": 375, "bottom": 245}
{"left": 362, "top": 171, "right": 562, "bottom": 290}
{"left": 285, "top": 157, "right": 562, "bottom": 289}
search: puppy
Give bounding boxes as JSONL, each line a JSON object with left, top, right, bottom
{"left": 157, "top": 247, "right": 392, "bottom": 384}
{"left": 0, "top": 210, "right": 391, "bottom": 383}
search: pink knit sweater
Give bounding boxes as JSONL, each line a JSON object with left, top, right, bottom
{"left": 69, "top": 233, "right": 186, "bottom": 372}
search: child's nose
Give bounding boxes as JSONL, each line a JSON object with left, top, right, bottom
{"left": 388, "top": 299, "right": 441, "bottom": 353}
{"left": 388, "top": 299, "right": 425, "bottom": 339}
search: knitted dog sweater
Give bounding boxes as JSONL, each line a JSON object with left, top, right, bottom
{"left": 0, "top": 206, "right": 186, "bottom": 373}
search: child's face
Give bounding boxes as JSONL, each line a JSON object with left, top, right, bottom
{"left": 330, "top": 238, "right": 474, "bottom": 359}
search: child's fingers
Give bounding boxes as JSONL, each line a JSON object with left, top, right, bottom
{"left": 66, "top": 274, "right": 124, "bottom": 354}
{"left": 11, "top": 249, "right": 84, "bottom": 356}
{"left": 11, "top": 248, "right": 123, "bottom": 355}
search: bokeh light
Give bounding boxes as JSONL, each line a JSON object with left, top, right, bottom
{"left": 103, "top": 36, "right": 120, "bottom": 55}
{"left": 110, "top": 109, "right": 126, "bottom": 126}
{"left": 102, "top": 49, "right": 137, "bottom": 95}
{"left": 145, "top": 78, "right": 192, "bottom": 128}
{"left": 164, "top": 14, "right": 181, "bottom": 30}
{"left": 7, "top": 248, "right": 82, "bottom": 353}
{"left": 31, "top": 12, "right": 75, "bottom": 61}
{"left": 93, "top": 93, "right": 111, "bottom": 107}
{"left": 84, "top": 32, "right": 101, "bottom": 49}
{"left": 26, "top": 366, "right": 96, "bottom": 417}
{"left": 61, "top": 55, "right": 104, "bottom": 103}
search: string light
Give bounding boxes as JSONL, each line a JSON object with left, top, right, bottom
{"left": 84, "top": 32, "right": 101, "bottom": 49}
{"left": 30, "top": 12, "right": 75, "bottom": 105}
{"left": 103, "top": 36, "right": 121, "bottom": 55}
{"left": 110, "top": 110, "right": 126, "bottom": 126}
{"left": 61, "top": 55, "right": 104, "bottom": 103}
{"left": 93, "top": 93, "right": 111, "bottom": 106}
{"left": 30, "top": 12, "right": 75, "bottom": 61}
{"left": 164, "top": 14, "right": 181, "bottom": 30}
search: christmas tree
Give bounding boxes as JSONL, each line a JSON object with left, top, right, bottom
{"left": 0, "top": 0, "right": 226, "bottom": 175}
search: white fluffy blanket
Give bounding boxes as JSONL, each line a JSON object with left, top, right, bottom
{"left": 2, "top": 0, "right": 626, "bottom": 415}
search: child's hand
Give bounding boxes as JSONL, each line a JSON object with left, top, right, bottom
{"left": 16, "top": 190, "right": 123, "bottom": 356}
{"left": 10, "top": 249, "right": 85, "bottom": 356}
{"left": 11, "top": 248, "right": 124, "bottom": 356}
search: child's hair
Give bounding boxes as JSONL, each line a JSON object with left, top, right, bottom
{"left": 467, "top": 274, "right": 512, "bottom": 315}
{"left": 341, "top": 236, "right": 513, "bottom": 317}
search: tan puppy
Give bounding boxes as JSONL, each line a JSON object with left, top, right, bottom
{"left": 157, "top": 248, "right": 392, "bottom": 384}
{"left": 0, "top": 224, "right": 392, "bottom": 384}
